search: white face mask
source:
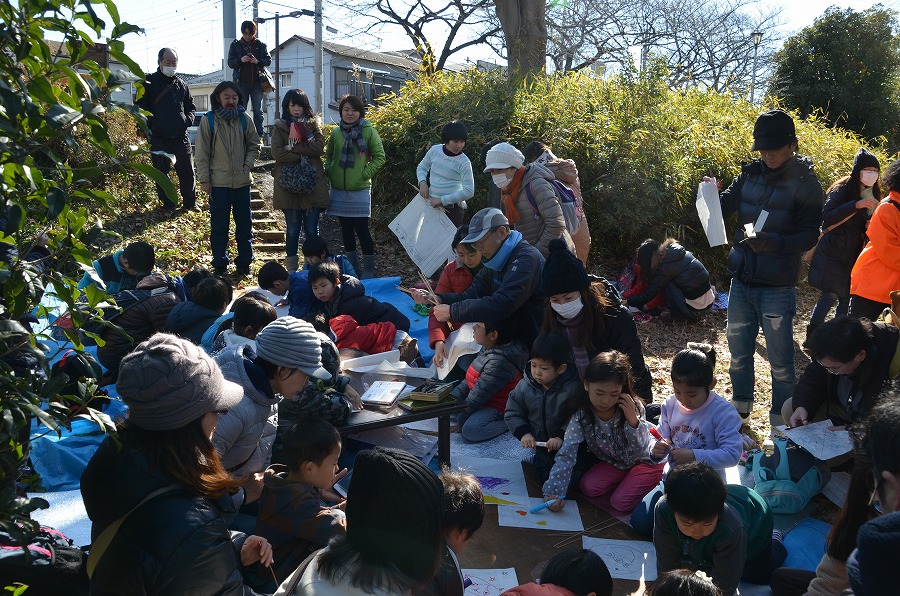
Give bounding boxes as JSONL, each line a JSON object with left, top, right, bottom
{"left": 550, "top": 297, "right": 584, "bottom": 319}
{"left": 161, "top": 66, "right": 177, "bottom": 77}
{"left": 860, "top": 170, "right": 879, "bottom": 187}
{"left": 492, "top": 172, "right": 511, "bottom": 189}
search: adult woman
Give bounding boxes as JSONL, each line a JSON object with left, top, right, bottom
{"left": 808, "top": 149, "right": 880, "bottom": 336}
{"left": 541, "top": 240, "right": 653, "bottom": 401}
{"left": 523, "top": 141, "right": 591, "bottom": 266}
{"left": 850, "top": 157, "right": 900, "bottom": 321}
{"left": 324, "top": 95, "right": 385, "bottom": 279}
{"left": 271, "top": 89, "right": 328, "bottom": 272}
{"left": 483, "top": 142, "right": 574, "bottom": 258}
{"left": 81, "top": 333, "right": 273, "bottom": 593}
{"left": 625, "top": 238, "right": 714, "bottom": 321}
{"left": 278, "top": 446, "right": 444, "bottom": 595}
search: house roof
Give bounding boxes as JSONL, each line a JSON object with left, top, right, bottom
{"left": 273, "top": 35, "right": 421, "bottom": 74}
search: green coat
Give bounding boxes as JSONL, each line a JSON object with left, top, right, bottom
{"left": 324, "top": 121, "right": 385, "bottom": 191}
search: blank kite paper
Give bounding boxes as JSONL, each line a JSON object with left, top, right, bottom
{"left": 582, "top": 536, "right": 658, "bottom": 581}
{"left": 497, "top": 497, "right": 585, "bottom": 532}
{"left": 461, "top": 568, "right": 519, "bottom": 596}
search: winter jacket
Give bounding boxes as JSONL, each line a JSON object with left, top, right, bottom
{"left": 136, "top": 69, "right": 195, "bottom": 140}
{"left": 851, "top": 193, "right": 900, "bottom": 304}
{"left": 808, "top": 181, "right": 871, "bottom": 295}
{"left": 283, "top": 547, "right": 402, "bottom": 596}
{"left": 227, "top": 38, "right": 272, "bottom": 85}
{"left": 420, "top": 546, "right": 464, "bottom": 596}
{"left": 310, "top": 274, "right": 410, "bottom": 332}
{"left": 502, "top": 584, "right": 575, "bottom": 596}
{"left": 805, "top": 554, "right": 849, "bottom": 596}
{"left": 655, "top": 485, "right": 773, "bottom": 596}
{"left": 451, "top": 339, "right": 529, "bottom": 413}
{"left": 627, "top": 240, "right": 712, "bottom": 309}
{"left": 97, "top": 288, "right": 181, "bottom": 375}
{"left": 720, "top": 155, "right": 824, "bottom": 287}
{"left": 329, "top": 314, "right": 396, "bottom": 354}
{"left": 254, "top": 465, "right": 346, "bottom": 583}
{"left": 323, "top": 121, "right": 386, "bottom": 191}
{"left": 77, "top": 250, "right": 147, "bottom": 296}
{"left": 440, "top": 233, "right": 546, "bottom": 347}
{"left": 271, "top": 117, "right": 329, "bottom": 211}
{"left": 512, "top": 163, "right": 575, "bottom": 257}
{"left": 81, "top": 432, "right": 256, "bottom": 595}
{"left": 504, "top": 364, "right": 581, "bottom": 442}
{"left": 429, "top": 258, "right": 476, "bottom": 347}
{"left": 213, "top": 344, "right": 280, "bottom": 475}
{"left": 194, "top": 110, "right": 261, "bottom": 189}
{"left": 847, "top": 510, "right": 900, "bottom": 596}
{"left": 792, "top": 321, "right": 899, "bottom": 425}
{"left": 166, "top": 300, "right": 224, "bottom": 344}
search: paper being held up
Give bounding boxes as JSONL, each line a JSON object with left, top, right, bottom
{"left": 695, "top": 177, "right": 728, "bottom": 247}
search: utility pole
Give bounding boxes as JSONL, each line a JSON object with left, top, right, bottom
{"left": 223, "top": 0, "right": 236, "bottom": 77}
{"left": 314, "top": 0, "right": 324, "bottom": 114}
{"left": 253, "top": 0, "right": 258, "bottom": 23}
{"left": 255, "top": 10, "right": 315, "bottom": 128}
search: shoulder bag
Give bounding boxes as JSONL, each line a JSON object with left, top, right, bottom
{"left": 802, "top": 211, "right": 859, "bottom": 263}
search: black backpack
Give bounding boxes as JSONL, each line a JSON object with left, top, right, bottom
{"left": 0, "top": 526, "right": 89, "bottom": 595}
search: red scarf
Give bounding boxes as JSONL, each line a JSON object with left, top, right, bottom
{"left": 501, "top": 167, "right": 526, "bottom": 226}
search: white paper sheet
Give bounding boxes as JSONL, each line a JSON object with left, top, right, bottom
{"left": 453, "top": 456, "right": 529, "bottom": 506}
{"left": 342, "top": 350, "right": 401, "bottom": 373}
{"left": 822, "top": 471, "right": 851, "bottom": 507}
{"left": 497, "top": 497, "right": 585, "bottom": 532}
{"left": 389, "top": 194, "right": 458, "bottom": 277}
{"left": 784, "top": 419, "right": 853, "bottom": 460}
{"left": 461, "top": 568, "right": 519, "bottom": 596}
{"left": 436, "top": 323, "right": 482, "bottom": 380}
{"left": 695, "top": 178, "right": 728, "bottom": 247}
{"left": 582, "top": 536, "right": 658, "bottom": 581}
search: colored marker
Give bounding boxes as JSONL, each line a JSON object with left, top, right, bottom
{"left": 535, "top": 441, "right": 547, "bottom": 447}
{"left": 463, "top": 578, "right": 472, "bottom": 588}
{"left": 530, "top": 496, "right": 565, "bottom": 513}
{"left": 649, "top": 427, "right": 663, "bottom": 440}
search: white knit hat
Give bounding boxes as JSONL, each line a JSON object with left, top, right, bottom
{"left": 254, "top": 316, "right": 332, "bottom": 380}
{"left": 483, "top": 142, "right": 525, "bottom": 172}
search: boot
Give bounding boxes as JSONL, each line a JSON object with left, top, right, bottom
{"left": 345, "top": 250, "right": 360, "bottom": 277}
{"left": 285, "top": 255, "right": 299, "bottom": 273}
{"left": 362, "top": 254, "right": 376, "bottom": 279}
{"left": 802, "top": 323, "right": 818, "bottom": 349}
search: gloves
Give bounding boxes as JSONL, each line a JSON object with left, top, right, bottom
{"left": 743, "top": 232, "right": 783, "bottom": 253}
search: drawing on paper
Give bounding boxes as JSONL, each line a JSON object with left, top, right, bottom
{"left": 784, "top": 419, "right": 853, "bottom": 461}
{"left": 461, "top": 568, "right": 518, "bottom": 596}
{"left": 497, "top": 498, "right": 585, "bottom": 532}
{"left": 582, "top": 536, "right": 658, "bottom": 581}
{"left": 454, "top": 456, "right": 528, "bottom": 505}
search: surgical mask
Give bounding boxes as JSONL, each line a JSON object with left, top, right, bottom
{"left": 161, "top": 66, "right": 177, "bottom": 77}
{"left": 860, "top": 170, "right": 879, "bottom": 187}
{"left": 492, "top": 173, "right": 511, "bottom": 189}
{"left": 550, "top": 297, "right": 584, "bottom": 319}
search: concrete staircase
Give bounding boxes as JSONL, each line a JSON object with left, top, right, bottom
{"left": 251, "top": 188, "right": 284, "bottom": 255}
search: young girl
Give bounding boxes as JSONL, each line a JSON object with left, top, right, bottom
{"left": 271, "top": 89, "right": 328, "bottom": 272}
{"left": 416, "top": 120, "right": 474, "bottom": 226}
{"left": 324, "top": 95, "right": 385, "bottom": 279}
{"left": 543, "top": 351, "right": 662, "bottom": 514}
{"left": 630, "top": 343, "right": 742, "bottom": 535}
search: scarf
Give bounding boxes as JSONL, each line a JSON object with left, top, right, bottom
{"left": 483, "top": 229, "right": 522, "bottom": 271}
{"left": 500, "top": 167, "right": 526, "bottom": 226}
{"left": 215, "top": 104, "right": 245, "bottom": 121}
{"left": 338, "top": 118, "right": 369, "bottom": 169}
{"left": 285, "top": 117, "right": 309, "bottom": 149}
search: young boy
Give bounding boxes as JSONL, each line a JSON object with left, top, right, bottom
{"left": 416, "top": 120, "right": 474, "bottom": 227}
{"left": 308, "top": 261, "right": 410, "bottom": 333}
{"left": 302, "top": 236, "right": 357, "bottom": 278}
{"left": 450, "top": 318, "right": 529, "bottom": 442}
{"left": 505, "top": 332, "right": 580, "bottom": 482}
{"left": 77, "top": 241, "right": 155, "bottom": 296}
{"left": 255, "top": 417, "right": 347, "bottom": 583}
{"left": 165, "top": 276, "right": 231, "bottom": 344}
{"left": 257, "top": 260, "right": 315, "bottom": 319}
{"left": 654, "top": 461, "right": 786, "bottom": 596}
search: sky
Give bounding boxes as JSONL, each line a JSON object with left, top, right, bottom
{"left": 76, "top": 0, "right": 891, "bottom": 76}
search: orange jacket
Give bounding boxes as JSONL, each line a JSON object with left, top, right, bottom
{"left": 851, "top": 192, "right": 900, "bottom": 304}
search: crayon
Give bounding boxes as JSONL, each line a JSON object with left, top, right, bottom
{"left": 530, "top": 496, "right": 565, "bottom": 513}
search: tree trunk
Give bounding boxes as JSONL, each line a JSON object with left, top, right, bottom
{"left": 494, "top": 0, "right": 547, "bottom": 75}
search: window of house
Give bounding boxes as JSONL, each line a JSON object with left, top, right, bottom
{"left": 195, "top": 94, "right": 208, "bottom": 110}
{"left": 333, "top": 67, "right": 403, "bottom": 104}
{"left": 280, "top": 73, "right": 292, "bottom": 88}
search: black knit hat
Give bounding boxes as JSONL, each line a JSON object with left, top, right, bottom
{"left": 751, "top": 109, "right": 797, "bottom": 151}
{"left": 441, "top": 120, "right": 468, "bottom": 144}
{"left": 542, "top": 239, "right": 590, "bottom": 296}
{"left": 852, "top": 148, "right": 881, "bottom": 178}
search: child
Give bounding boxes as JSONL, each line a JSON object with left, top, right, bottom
{"left": 77, "top": 241, "right": 155, "bottom": 295}
{"left": 630, "top": 343, "right": 742, "bottom": 535}
{"left": 257, "top": 260, "right": 314, "bottom": 319}
{"left": 302, "top": 235, "right": 357, "bottom": 278}
{"left": 165, "top": 276, "right": 231, "bottom": 344}
{"left": 416, "top": 120, "right": 475, "bottom": 226}
{"left": 450, "top": 318, "right": 529, "bottom": 442}
{"left": 650, "top": 569, "right": 720, "bottom": 596}
{"left": 503, "top": 549, "right": 613, "bottom": 596}
{"left": 505, "top": 332, "right": 581, "bottom": 482}
{"left": 654, "top": 462, "right": 786, "bottom": 596}
{"left": 194, "top": 81, "right": 261, "bottom": 277}
{"left": 255, "top": 417, "right": 347, "bottom": 583}
{"left": 423, "top": 470, "right": 485, "bottom": 596}
{"left": 210, "top": 293, "right": 277, "bottom": 354}
{"left": 543, "top": 351, "right": 663, "bottom": 514}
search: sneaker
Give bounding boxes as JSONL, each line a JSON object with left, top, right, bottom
{"left": 235, "top": 265, "right": 251, "bottom": 278}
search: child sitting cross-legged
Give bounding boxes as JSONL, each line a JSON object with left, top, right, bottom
{"left": 654, "top": 461, "right": 787, "bottom": 596}
{"left": 255, "top": 417, "right": 347, "bottom": 584}
{"left": 504, "top": 332, "right": 581, "bottom": 482}
{"left": 302, "top": 235, "right": 357, "bottom": 277}
{"left": 503, "top": 549, "right": 613, "bottom": 596}
{"left": 450, "top": 317, "right": 529, "bottom": 442}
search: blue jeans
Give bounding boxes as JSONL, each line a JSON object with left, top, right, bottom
{"left": 727, "top": 279, "right": 796, "bottom": 416}
{"left": 629, "top": 482, "right": 663, "bottom": 536}
{"left": 283, "top": 208, "right": 320, "bottom": 256}
{"left": 237, "top": 81, "right": 265, "bottom": 136}
{"left": 210, "top": 186, "right": 253, "bottom": 270}
{"left": 458, "top": 407, "right": 507, "bottom": 442}
{"left": 809, "top": 290, "right": 849, "bottom": 327}
{"left": 665, "top": 284, "right": 708, "bottom": 320}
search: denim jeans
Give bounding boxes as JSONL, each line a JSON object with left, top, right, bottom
{"left": 283, "top": 208, "right": 320, "bottom": 256}
{"left": 210, "top": 186, "right": 253, "bottom": 270}
{"left": 727, "top": 279, "right": 796, "bottom": 416}
{"left": 809, "top": 290, "right": 849, "bottom": 326}
{"left": 237, "top": 81, "right": 265, "bottom": 136}
{"left": 458, "top": 407, "right": 507, "bottom": 442}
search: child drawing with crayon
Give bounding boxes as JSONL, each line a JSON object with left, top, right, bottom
{"left": 541, "top": 351, "right": 661, "bottom": 514}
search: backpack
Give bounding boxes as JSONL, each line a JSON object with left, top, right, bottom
{"left": 524, "top": 178, "right": 583, "bottom": 235}
{"left": 748, "top": 437, "right": 831, "bottom": 514}
{"left": 206, "top": 110, "right": 247, "bottom": 138}
{"left": 0, "top": 525, "right": 89, "bottom": 594}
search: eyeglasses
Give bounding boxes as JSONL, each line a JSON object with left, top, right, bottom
{"left": 473, "top": 228, "right": 498, "bottom": 250}
{"left": 870, "top": 477, "right": 884, "bottom": 514}
{"left": 817, "top": 360, "right": 848, "bottom": 375}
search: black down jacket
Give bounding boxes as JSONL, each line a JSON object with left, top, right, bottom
{"left": 808, "top": 181, "right": 871, "bottom": 295}
{"left": 627, "top": 239, "right": 711, "bottom": 309}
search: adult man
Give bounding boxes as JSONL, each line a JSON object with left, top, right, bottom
{"left": 227, "top": 20, "right": 271, "bottom": 137}
{"left": 427, "top": 208, "right": 546, "bottom": 347}
{"left": 718, "top": 109, "right": 824, "bottom": 429}
{"left": 783, "top": 317, "right": 899, "bottom": 429}
{"left": 137, "top": 48, "right": 197, "bottom": 212}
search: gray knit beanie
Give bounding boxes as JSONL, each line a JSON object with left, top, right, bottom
{"left": 254, "top": 316, "right": 331, "bottom": 380}
{"left": 117, "top": 333, "right": 244, "bottom": 431}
